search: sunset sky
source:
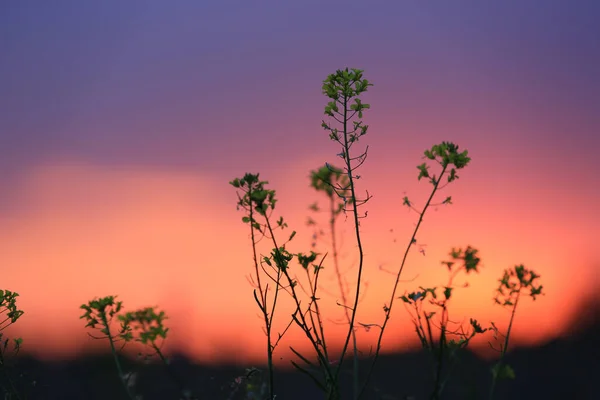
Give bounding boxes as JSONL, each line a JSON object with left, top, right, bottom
{"left": 1, "top": 1, "right": 599, "bottom": 367}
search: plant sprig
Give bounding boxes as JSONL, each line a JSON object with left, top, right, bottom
{"left": 488, "top": 265, "right": 544, "bottom": 399}
{"left": 0, "top": 290, "right": 25, "bottom": 400}
{"left": 358, "top": 141, "right": 471, "bottom": 399}
{"left": 400, "top": 247, "right": 489, "bottom": 400}
{"left": 80, "top": 296, "right": 137, "bottom": 399}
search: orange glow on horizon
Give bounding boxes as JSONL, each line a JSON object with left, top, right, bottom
{"left": 1, "top": 159, "right": 598, "bottom": 366}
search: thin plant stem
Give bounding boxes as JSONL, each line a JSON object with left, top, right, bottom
{"left": 431, "top": 306, "right": 448, "bottom": 400}
{"left": 334, "top": 93, "right": 367, "bottom": 393}
{"left": 100, "top": 313, "right": 135, "bottom": 400}
{"left": 248, "top": 184, "right": 277, "bottom": 400}
{"left": 263, "top": 216, "right": 337, "bottom": 391}
{"left": 329, "top": 194, "right": 360, "bottom": 399}
{"left": 358, "top": 164, "right": 448, "bottom": 399}
{"left": 306, "top": 267, "right": 331, "bottom": 364}
{"left": 489, "top": 290, "right": 521, "bottom": 400}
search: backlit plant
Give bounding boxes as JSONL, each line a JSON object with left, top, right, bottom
{"left": 80, "top": 296, "right": 138, "bottom": 399}
{"left": 399, "top": 246, "right": 489, "bottom": 400}
{"left": 306, "top": 164, "right": 361, "bottom": 397}
{"left": 488, "top": 265, "right": 544, "bottom": 399}
{"left": 80, "top": 296, "right": 198, "bottom": 400}
{"left": 0, "top": 290, "right": 24, "bottom": 400}
{"left": 231, "top": 67, "right": 544, "bottom": 400}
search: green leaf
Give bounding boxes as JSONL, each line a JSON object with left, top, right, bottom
{"left": 417, "top": 163, "right": 430, "bottom": 181}
{"left": 448, "top": 168, "right": 457, "bottom": 182}
{"left": 444, "top": 287, "right": 453, "bottom": 300}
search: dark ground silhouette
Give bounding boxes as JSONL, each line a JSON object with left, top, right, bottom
{"left": 3, "top": 300, "right": 598, "bottom": 400}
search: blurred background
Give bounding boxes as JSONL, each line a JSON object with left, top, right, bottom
{"left": 1, "top": 1, "right": 599, "bottom": 397}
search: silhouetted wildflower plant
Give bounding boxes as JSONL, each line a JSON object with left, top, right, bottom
{"left": 230, "top": 68, "right": 545, "bottom": 400}
{"left": 80, "top": 296, "right": 199, "bottom": 400}
{"left": 0, "top": 290, "right": 24, "bottom": 399}
{"left": 399, "top": 246, "right": 489, "bottom": 400}
{"left": 487, "top": 265, "right": 544, "bottom": 399}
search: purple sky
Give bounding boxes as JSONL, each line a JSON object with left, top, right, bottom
{"left": 2, "top": 0, "right": 599, "bottom": 183}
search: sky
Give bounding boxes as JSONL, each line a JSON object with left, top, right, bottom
{"left": 1, "top": 0, "right": 599, "bottom": 367}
